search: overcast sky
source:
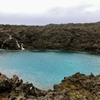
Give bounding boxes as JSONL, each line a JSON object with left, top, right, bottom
{"left": 0, "top": 0, "right": 100, "bottom": 25}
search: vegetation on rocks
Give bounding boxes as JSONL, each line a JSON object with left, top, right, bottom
{"left": 0, "top": 22, "right": 100, "bottom": 52}
{"left": 0, "top": 72, "right": 100, "bottom": 100}
{"left": 0, "top": 22, "right": 100, "bottom": 99}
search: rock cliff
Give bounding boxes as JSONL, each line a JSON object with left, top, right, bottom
{"left": 0, "top": 22, "right": 100, "bottom": 52}
{"left": 0, "top": 72, "right": 100, "bottom": 100}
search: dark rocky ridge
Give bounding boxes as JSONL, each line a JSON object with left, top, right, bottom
{"left": 0, "top": 22, "right": 100, "bottom": 53}
{"left": 0, "top": 72, "right": 100, "bottom": 100}
{"left": 0, "top": 22, "right": 100, "bottom": 100}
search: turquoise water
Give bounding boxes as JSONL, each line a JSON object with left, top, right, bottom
{"left": 0, "top": 50, "right": 100, "bottom": 90}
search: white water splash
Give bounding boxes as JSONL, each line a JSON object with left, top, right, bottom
{"left": 21, "top": 43, "right": 25, "bottom": 50}
{"left": 16, "top": 40, "right": 20, "bottom": 48}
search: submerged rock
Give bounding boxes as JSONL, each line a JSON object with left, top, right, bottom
{"left": 0, "top": 72, "right": 100, "bottom": 100}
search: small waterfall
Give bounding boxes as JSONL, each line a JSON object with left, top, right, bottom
{"left": 9, "top": 35, "right": 12, "bottom": 40}
{"left": 3, "top": 33, "right": 12, "bottom": 44}
{"left": 0, "top": 44, "right": 3, "bottom": 50}
{"left": 21, "top": 43, "right": 25, "bottom": 50}
{"left": 6, "top": 33, "right": 12, "bottom": 40}
{"left": 16, "top": 40, "right": 20, "bottom": 48}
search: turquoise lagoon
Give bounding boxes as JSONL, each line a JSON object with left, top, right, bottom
{"left": 0, "top": 50, "right": 100, "bottom": 90}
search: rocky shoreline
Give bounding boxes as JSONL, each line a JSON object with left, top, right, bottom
{"left": 0, "top": 22, "right": 100, "bottom": 53}
{"left": 0, "top": 72, "right": 100, "bottom": 100}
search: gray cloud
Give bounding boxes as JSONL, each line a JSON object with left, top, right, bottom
{"left": 46, "top": 3, "right": 96, "bottom": 16}
{"left": 0, "top": 3, "right": 100, "bottom": 26}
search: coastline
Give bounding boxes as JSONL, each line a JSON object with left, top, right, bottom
{"left": 0, "top": 22, "right": 100, "bottom": 53}
{"left": 0, "top": 72, "right": 100, "bottom": 100}
{"left": 0, "top": 22, "right": 100, "bottom": 99}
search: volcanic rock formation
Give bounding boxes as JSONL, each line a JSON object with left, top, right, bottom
{"left": 0, "top": 72, "right": 100, "bottom": 100}
{"left": 0, "top": 22, "right": 100, "bottom": 53}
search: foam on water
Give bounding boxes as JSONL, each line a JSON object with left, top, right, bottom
{"left": 0, "top": 50, "right": 100, "bottom": 90}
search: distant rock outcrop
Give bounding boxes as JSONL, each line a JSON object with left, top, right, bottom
{"left": 0, "top": 72, "right": 100, "bottom": 100}
{"left": 0, "top": 22, "right": 100, "bottom": 53}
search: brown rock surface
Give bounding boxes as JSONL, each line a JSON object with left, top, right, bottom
{"left": 0, "top": 22, "right": 100, "bottom": 53}
{"left": 0, "top": 72, "right": 100, "bottom": 100}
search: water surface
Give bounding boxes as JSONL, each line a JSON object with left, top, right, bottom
{"left": 0, "top": 50, "right": 100, "bottom": 90}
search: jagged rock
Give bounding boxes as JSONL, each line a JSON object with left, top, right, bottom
{"left": 0, "top": 22, "right": 100, "bottom": 53}
{"left": 3, "top": 38, "right": 20, "bottom": 50}
{"left": 0, "top": 72, "right": 100, "bottom": 100}
{"left": 0, "top": 73, "right": 12, "bottom": 93}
